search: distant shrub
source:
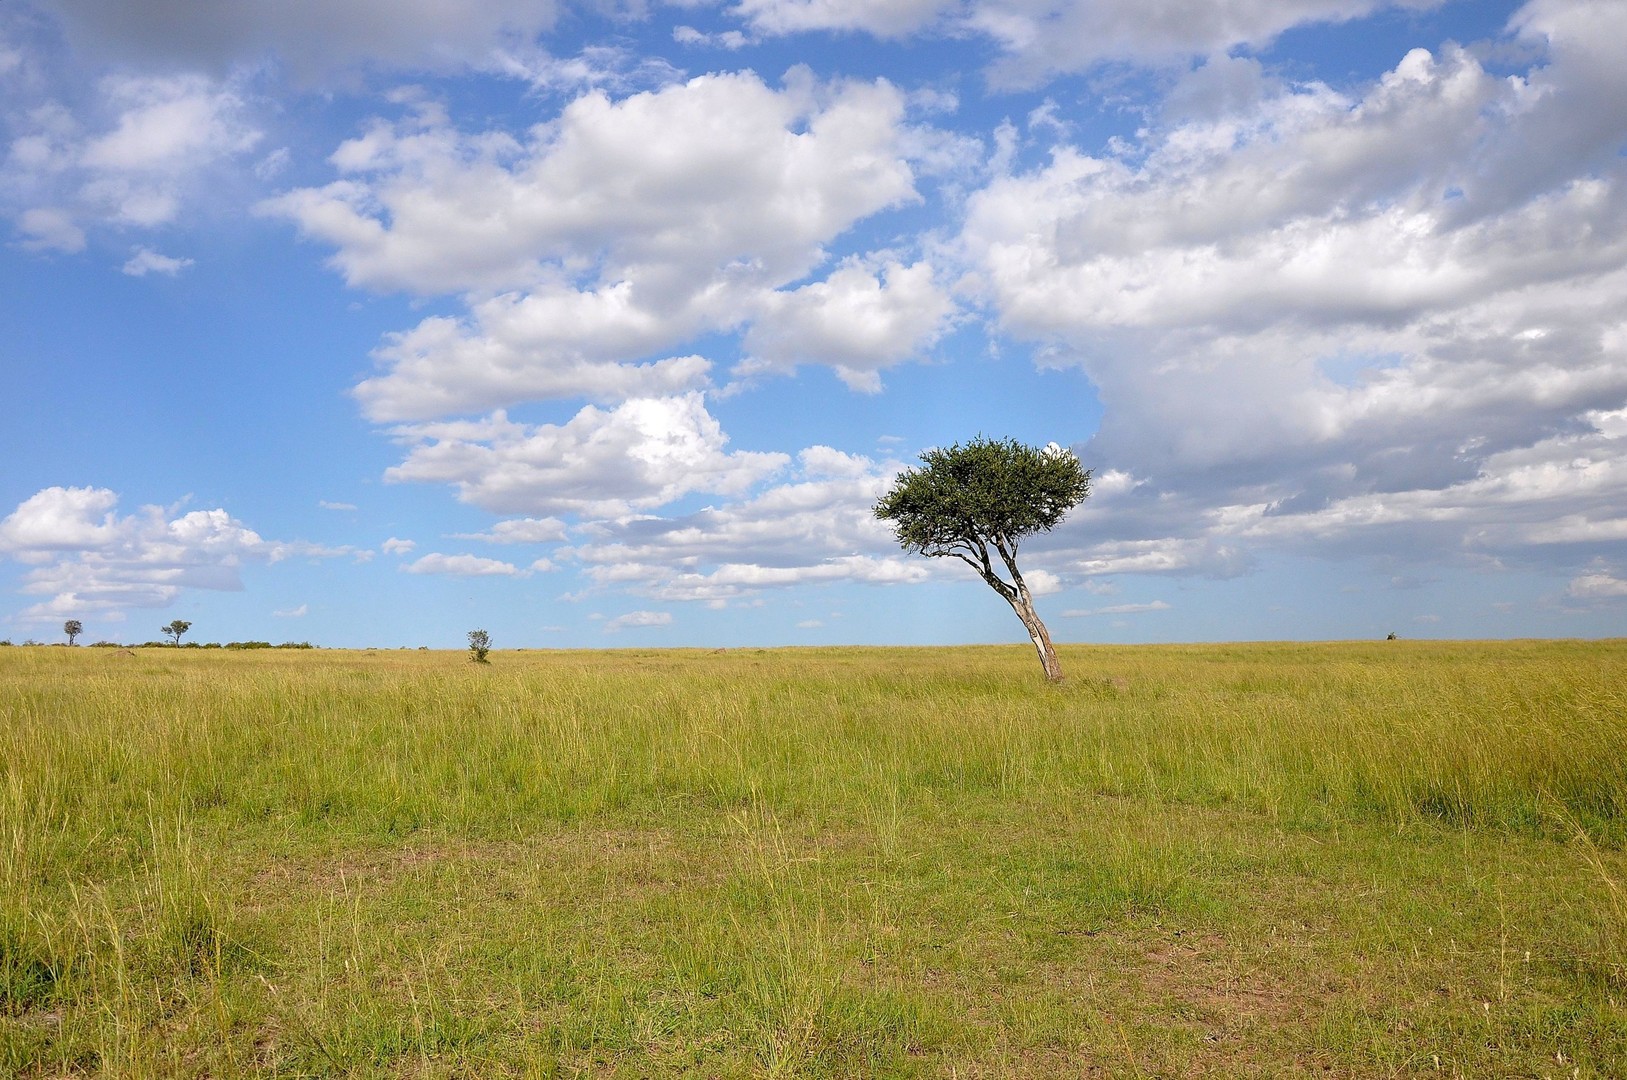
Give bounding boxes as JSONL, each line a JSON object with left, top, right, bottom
{"left": 89, "top": 641, "right": 121, "bottom": 648}
{"left": 468, "top": 629, "right": 491, "bottom": 664}
{"left": 0, "top": 639, "right": 11, "bottom": 647}
{"left": 225, "top": 641, "right": 274, "bottom": 650}
{"left": 275, "top": 642, "right": 313, "bottom": 649}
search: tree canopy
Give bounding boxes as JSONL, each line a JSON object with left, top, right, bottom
{"left": 876, "top": 438, "right": 1089, "bottom": 564}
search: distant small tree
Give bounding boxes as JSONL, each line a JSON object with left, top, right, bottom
{"left": 64, "top": 619, "right": 83, "bottom": 646}
{"left": 875, "top": 436, "right": 1090, "bottom": 682}
{"left": 162, "top": 619, "right": 192, "bottom": 646}
{"left": 468, "top": 629, "right": 491, "bottom": 664}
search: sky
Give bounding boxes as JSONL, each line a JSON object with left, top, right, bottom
{"left": 2, "top": 0, "right": 1625, "bottom": 649}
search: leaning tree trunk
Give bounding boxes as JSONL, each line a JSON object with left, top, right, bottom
{"left": 1007, "top": 585, "right": 1063, "bottom": 682}
{"left": 976, "top": 540, "right": 1065, "bottom": 682}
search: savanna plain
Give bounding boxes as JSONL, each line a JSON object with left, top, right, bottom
{"left": 3, "top": 640, "right": 1625, "bottom": 1078}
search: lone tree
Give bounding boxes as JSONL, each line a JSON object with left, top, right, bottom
{"left": 875, "top": 436, "right": 1090, "bottom": 682}
{"left": 63, "top": 619, "right": 82, "bottom": 646}
{"left": 162, "top": 619, "right": 192, "bottom": 646}
{"left": 468, "top": 629, "right": 491, "bottom": 664}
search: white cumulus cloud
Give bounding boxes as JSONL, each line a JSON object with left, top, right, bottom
{"left": 0, "top": 486, "right": 350, "bottom": 620}
{"left": 386, "top": 393, "right": 790, "bottom": 517}
{"left": 121, "top": 246, "right": 193, "bottom": 276}
{"left": 740, "top": 257, "right": 953, "bottom": 391}
{"left": 955, "top": 9, "right": 1627, "bottom": 586}
{"left": 1567, "top": 569, "right": 1627, "bottom": 599}
{"left": 402, "top": 552, "right": 525, "bottom": 576}
{"left": 723, "top": 0, "right": 1439, "bottom": 86}
{"left": 452, "top": 517, "right": 569, "bottom": 544}
{"left": 264, "top": 70, "right": 926, "bottom": 418}
{"left": 603, "top": 609, "right": 672, "bottom": 632}
{"left": 7, "top": 71, "right": 260, "bottom": 253}
{"left": 35, "top": 0, "right": 564, "bottom": 82}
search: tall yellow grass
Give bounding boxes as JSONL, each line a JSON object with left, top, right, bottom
{"left": 4, "top": 640, "right": 1625, "bottom": 1076}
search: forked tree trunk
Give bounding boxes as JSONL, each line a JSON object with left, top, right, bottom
{"left": 1008, "top": 583, "right": 1063, "bottom": 682}
{"left": 974, "top": 541, "right": 1065, "bottom": 682}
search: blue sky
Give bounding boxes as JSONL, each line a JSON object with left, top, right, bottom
{"left": 2, "top": 0, "right": 1625, "bottom": 649}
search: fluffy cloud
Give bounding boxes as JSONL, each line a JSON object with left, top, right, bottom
{"left": 358, "top": 309, "right": 713, "bottom": 422}
{"left": 266, "top": 71, "right": 927, "bottom": 418}
{"left": 401, "top": 552, "right": 525, "bottom": 576}
{"left": 1568, "top": 569, "right": 1627, "bottom": 599}
{"left": 559, "top": 446, "right": 940, "bottom": 606}
{"left": 672, "top": 25, "right": 754, "bottom": 50}
{"left": 78, "top": 73, "right": 259, "bottom": 173}
{"left": 121, "top": 246, "right": 192, "bottom": 276}
{"left": 6, "top": 72, "right": 260, "bottom": 248}
{"left": 268, "top": 72, "right": 916, "bottom": 296}
{"left": 15, "top": 207, "right": 84, "bottom": 252}
{"left": 34, "top": 0, "right": 562, "bottom": 82}
{"left": 740, "top": 258, "right": 953, "bottom": 391}
{"left": 724, "top": 0, "right": 1438, "bottom": 85}
{"left": 604, "top": 609, "right": 672, "bottom": 631}
{"left": 957, "top": 8, "right": 1627, "bottom": 583}
{"left": 728, "top": 0, "right": 951, "bottom": 38}
{"left": 967, "top": 0, "right": 1442, "bottom": 87}
{"left": 386, "top": 393, "right": 790, "bottom": 517}
{"left": 451, "top": 517, "right": 568, "bottom": 543}
{"left": 0, "top": 486, "right": 123, "bottom": 553}
{"left": 0, "top": 486, "right": 349, "bottom": 620}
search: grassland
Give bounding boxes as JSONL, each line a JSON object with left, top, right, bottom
{"left": 2, "top": 640, "right": 1625, "bottom": 1077}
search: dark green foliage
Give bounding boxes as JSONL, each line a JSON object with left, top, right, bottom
{"left": 161, "top": 620, "right": 191, "bottom": 646}
{"left": 468, "top": 629, "right": 491, "bottom": 664}
{"left": 63, "top": 620, "right": 82, "bottom": 646}
{"left": 221, "top": 641, "right": 314, "bottom": 650}
{"left": 874, "top": 436, "right": 1090, "bottom": 562}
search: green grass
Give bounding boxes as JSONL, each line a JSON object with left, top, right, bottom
{"left": 2, "top": 640, "right": 1625, "bottom": 1076}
